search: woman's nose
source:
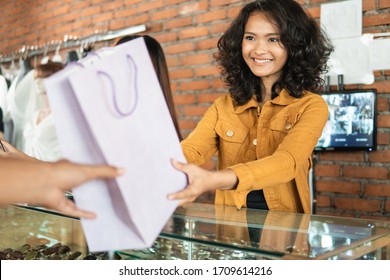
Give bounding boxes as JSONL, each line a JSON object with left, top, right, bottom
{"left": 254, "top": 41, "right": 268, "bottom": 55}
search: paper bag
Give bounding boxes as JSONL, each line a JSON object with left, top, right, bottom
{"left": 45, "top": 38, "right": 187, "bottom": 252}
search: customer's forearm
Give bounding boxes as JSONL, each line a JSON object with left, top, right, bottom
{"left": 0, "top": 158, "right": 51, "bottom": 204}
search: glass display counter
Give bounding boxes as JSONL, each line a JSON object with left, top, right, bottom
{"left": 1, "top": 203, "right": 389, "bottom": 260}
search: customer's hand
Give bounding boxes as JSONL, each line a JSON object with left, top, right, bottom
{"left": 0, "top": 140, "right": 38, "bottom": 161}
{"left": 0, "top": 157, "right": 124, "bottom": 219}
{"left": 39, "top": 159, "right": 125, "bottom": 219}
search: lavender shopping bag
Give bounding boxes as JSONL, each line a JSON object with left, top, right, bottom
{"left": 45, "top": 38, "right": 187, "bottom": 252}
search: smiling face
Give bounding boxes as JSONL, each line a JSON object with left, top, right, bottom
{"left": 242, "top": 12, "right": 288, "bottom": 89}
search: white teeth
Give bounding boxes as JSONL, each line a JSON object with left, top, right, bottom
{"left": 254, "top": 58, "right": 271, "bottom": 63}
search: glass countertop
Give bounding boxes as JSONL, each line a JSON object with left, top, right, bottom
{"left": 156, "top": 203, "right": 390, "bottom": 260}
{"left": 1, "top": 203, "right": 390, "bottom": 260}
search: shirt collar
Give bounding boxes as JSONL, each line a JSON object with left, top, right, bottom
{"left": 234, "top": 96, "right": 258, "bottom": 114}
{"left": 234, "top": 89, "right": 299, "bottom": 114}
{"left": 270, "top": 88, "right": 298, "bottom": 105}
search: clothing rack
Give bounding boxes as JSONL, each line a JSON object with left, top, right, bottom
{"left": 0, "top": 24, "right": 147, "bottom": 64}
{"left": 372, "top": 32, "right": 390, "bottom": 38}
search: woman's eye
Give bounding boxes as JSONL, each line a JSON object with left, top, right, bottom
{"left": 269, "top": 37, "right": 280, "bottom": 42}
{"left": 244, "top": 35, "right": 255, "bottom": 41}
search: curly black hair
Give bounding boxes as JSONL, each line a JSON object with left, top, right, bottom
{"left": 216, "top": 0, "right": 334, "bottom": 105}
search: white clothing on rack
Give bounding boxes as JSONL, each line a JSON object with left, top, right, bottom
{"left": 0, "top": 75, "right": 8, "bottom": 137}
{"left": 7, "top": 70, "right": 42, "bottom": 150}
{"left": 23, "top": 111, "right": 61, "bottom": 162}
{"left": 0, "top": 75, "right": 7, "bottom": 116}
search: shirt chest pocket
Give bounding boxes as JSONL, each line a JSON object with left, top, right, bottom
{"left": 215, "top": 120, "right": 248, "bottom": 165}
{"left": 270, "top": 111, "right": 301, "bottom": 134}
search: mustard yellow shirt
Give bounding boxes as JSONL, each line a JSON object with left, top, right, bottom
{"left": 181, "top": 89, "right": 328, "bottom": 214}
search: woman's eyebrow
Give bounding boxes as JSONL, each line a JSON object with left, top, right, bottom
{"left": 244, "top": 31, "right": 280, "bottom": 36}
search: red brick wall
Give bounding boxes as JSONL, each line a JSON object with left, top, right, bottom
{"left": 0, "top": 0, "right": 389, "bottom": 219}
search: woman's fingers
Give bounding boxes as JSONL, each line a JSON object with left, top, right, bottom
{"left": 168, "top": 159, "right": 200, "bottom": 203}
{"left": 167, "top": 188, "right": 195, "bottom": 201}
{"left": 170, "top": 158, "right": 187, "bottom": 174}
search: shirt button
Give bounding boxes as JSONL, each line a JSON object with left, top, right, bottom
{"left": 285, "top": 122, "right": 292, "bottom": 129}
{"left": 253, "top": 138, "right": 257, "bottom": 146}
{"left": 226, "top": 130, "right": 234, "bottom": 137}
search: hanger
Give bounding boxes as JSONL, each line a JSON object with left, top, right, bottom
{"left": 41, "top": 44, "right": 50, "bottom": 64}
{"left": 52, "top": 43, "right": 63, "bottom": 63}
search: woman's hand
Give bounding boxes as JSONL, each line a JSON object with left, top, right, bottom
{"left": 167, "top": 159, "right": 237, "bottom": 205}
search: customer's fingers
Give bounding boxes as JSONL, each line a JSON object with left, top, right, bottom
{"left": 53, "top": 198, "right": 96, "bottom": 219}
{"left": 81, "top": 164, "right": 125, "bottom": 181}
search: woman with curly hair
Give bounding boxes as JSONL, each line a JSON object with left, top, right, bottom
{"left": 169, "top": 0, "right": 333, "bottom": 214}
